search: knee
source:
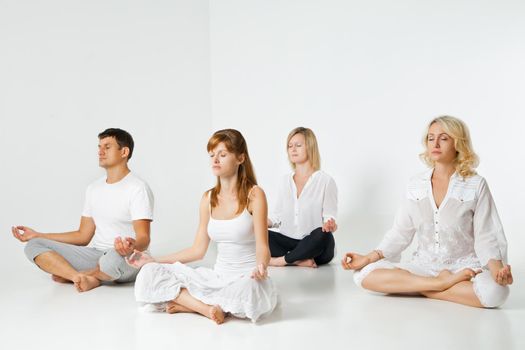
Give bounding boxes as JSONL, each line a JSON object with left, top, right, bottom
{"left": 309, "top": 228, "right": 329, "bottom": 242}
{"left": 98, "top": 250, "right": 128, "bottom": 281}
{"left": 474, "top": 274, "right": 510, "bottom": 308}
{"left": 24, "top": 238, "right": 48, "bottom": 261}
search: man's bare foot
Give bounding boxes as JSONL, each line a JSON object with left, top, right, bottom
{"left": 73, "top": 274, "right": 101, "bottom": 292}
{"left": 166, "top": 301, "right": 193, "bottom": 314}
{"left": 294, "top": 259, "right": 318, "bottom": 268}
{"left": 269, "top": 257, "right": 287, "bottom": 267}
{"left": 52, "top": 275, "right": 72, "bottom": 284}
{"left": 435, "top": 269, "right": 478, "bottom": 291}
{"left": 208, "top": 305, "right": 225, "bottom": 325}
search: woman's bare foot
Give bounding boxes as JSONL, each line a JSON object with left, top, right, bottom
{"left": 52, "top": 275, "right": 72, "bottom": 284}
{"left": 294, "top": 259, "right": 318, "bottom": 268}
{"left": 208, "top": 305, "right": 225, "bottom": 325}
{"left": 269, "top": 257, "right": 287, "bottom": 267}
{"left": 166, "top": 301, "right": 193, "bottom": 314}
{"left": 435, "top": 269, "right": 478, "bottom": 291}
{"left": 73, "top": 274, "right": 101, "bottom": 292}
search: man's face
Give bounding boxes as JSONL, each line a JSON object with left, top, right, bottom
{"left": 98, "top": 137, "right": 127, "bottom": 168}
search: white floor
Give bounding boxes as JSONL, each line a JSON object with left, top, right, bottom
{"left": 1, "top": 260, "right": 523, "bottom": 350}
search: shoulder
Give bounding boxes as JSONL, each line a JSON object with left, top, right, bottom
{"left": 405, "top": 170, "right": 431, "bottom": 200}
{"left": 123, "top": 174, "right": 153, "bottom": 197}
{"left": 446, "top": 173, "right": 484, "bottom": 202}
{"left": 199, "top": 190, "right": 212, "bottom": 208}
{"left": 311, "top": 170, "right": 336, "bottom": 187}
{"left": 249, "top": 185, "right": 266, "bottom": 200}
{"left": 126, "top": 173, "right": 151, "bottom": 189}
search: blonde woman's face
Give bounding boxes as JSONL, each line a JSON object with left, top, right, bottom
{"left": 288, "top": 133, "right": 308, "bottom": 165}
{"left": 427, "top": 122, "right": 456, "bottom": 164}
{"left": 209, "top": 142, "right": 242, "bottom": 177}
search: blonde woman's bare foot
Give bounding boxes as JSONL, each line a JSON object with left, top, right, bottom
{"left": 208, "top": 305, "right": 225, "bottom": 325}
{"left": 436, "top": 269, "right": 478, "bottom": 291}
{"left": 295, "top": 259, "right": 318, "bottom": 268}
{"left": 73, "top": 274, "right": 101, "bottom": 292}
{"left": 269, "top": 257, "right": 287, "bottom": 267}
{"left": 52, "top": 275, "right": 72, "bottom": 284}
{"left": 166, "top": 301, "right": 193, "bottom": 314}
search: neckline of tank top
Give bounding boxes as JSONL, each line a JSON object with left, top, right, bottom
{"left": 209, "top": 207, "right": 253, "bottom": 222}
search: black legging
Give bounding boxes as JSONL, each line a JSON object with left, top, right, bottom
{"left": 268, "top": 227, "right": 335, "bottom": 265}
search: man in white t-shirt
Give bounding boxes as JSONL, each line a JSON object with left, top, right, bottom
{"left": 12, "top": 128, "right": 154, "bottom": 292}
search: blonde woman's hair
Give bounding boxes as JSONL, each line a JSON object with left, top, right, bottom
{"left": 287, "top": 127, "right": 321, "bottom": 171}
{"left": 420, "top": 116, "right": 479, "bottom": 178}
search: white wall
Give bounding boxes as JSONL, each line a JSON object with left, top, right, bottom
{"left": 210, "top": 0, "right": 525, "bottom": 262}
{"left": 1, "top": 0, "right": 524, "bottom": 270}
{"left": 0, "top": 0, "right": 213, "bottom": 268}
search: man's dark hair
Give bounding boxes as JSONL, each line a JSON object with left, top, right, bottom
{"left": 98, "top": 128, "right": 135, "bottom": 160}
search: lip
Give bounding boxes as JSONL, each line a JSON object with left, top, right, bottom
{"left": 431, "top": 151, "right": 441, "bottom": 154}
{"left": 212, "top": 165, "right": 221, "bottom": 169}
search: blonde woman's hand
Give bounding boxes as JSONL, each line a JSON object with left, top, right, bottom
{"left": 322, "top": 219, "right": 338, "bottom": 233}
{"left": 341, "top": 252, "right": 370, "bottom": 270}
{"left": 494, "top": 265, "right": 513, "bottom": 286}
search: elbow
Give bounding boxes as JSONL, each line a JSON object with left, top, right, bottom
{"left": 193, "top": 247, "right": 207, "bottom": 260}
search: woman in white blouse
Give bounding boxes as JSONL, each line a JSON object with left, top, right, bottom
{"left": 342, "top": 116, "right": 512, "bottom": 308}
{"left": 268, "top": 127, "right": 338, "bottom": 268}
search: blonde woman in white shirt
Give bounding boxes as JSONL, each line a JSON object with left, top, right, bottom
{"left": 268, "top": 127, "right": 338, "bottom": 268}
{"left": 342, "top": 116, "right": 512, "bottom": 308}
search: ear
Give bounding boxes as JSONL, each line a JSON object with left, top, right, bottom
{"left": 237, "top": 153, "right": 245, "bottom": 165}
{"left": 121, "top": 147, "right": 130, "bottom": 159}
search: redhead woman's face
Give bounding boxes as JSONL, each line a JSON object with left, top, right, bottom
{"left": 209, "top": 142, "right": 243, "bottom": 177}
{"left": 288, "top": 133, "right": 308, "bottom": 165}
{"left": 427, "top": 122, "right": 456, "bottom": 164}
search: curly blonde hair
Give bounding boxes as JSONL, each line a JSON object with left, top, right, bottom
{"left": 419, "top": 116, "right": 479, "bottom": 178}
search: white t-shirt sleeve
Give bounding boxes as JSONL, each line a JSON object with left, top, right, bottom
{"left": 473, "top": 178, "right": 507, "bottom": 267}
{"left": 81, "top": 186, "right": 92, "bottom": 217}
{"left": 322, "top": 176, "right": 338, "bottom": 223}
{"left": 129, "top": 184, "right": 154, "bottom": 221}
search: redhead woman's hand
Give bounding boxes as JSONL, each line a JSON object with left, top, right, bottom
{"left": 126, "top": 249, "right": 156, "bottom": 269}
{"left": 341, "top": 252, "right": 370, "bottom": 270}
{"left": 322, "top": 219, "right": 338, "bottom": 233}
{"left": 251, "top": 264, "right": 268, "bottom": 281}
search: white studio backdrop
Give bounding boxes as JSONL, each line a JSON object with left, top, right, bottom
{"left": 0, "top": 0, "right": 214, "bottom": 272}
{"left": 209, "top": 0, "right": 525, "bottom": 264}
{"left": 1, "top": 0, "right": 524, "bottom": 274}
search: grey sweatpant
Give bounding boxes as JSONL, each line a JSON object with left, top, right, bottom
{"left": 24, "top": 238, "right": 139, "bottom": 283}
